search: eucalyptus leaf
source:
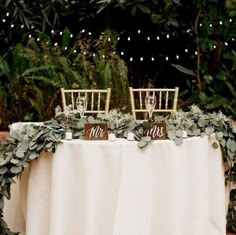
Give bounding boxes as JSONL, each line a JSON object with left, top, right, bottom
{"left": 0, "top": 198, "right": 4, "bottom": 209}
{"left": 0, "top": 156, "right": 10, "bottom": 166}
{"left": 220, "top": 139, "right": 226, "bottom": 147}
{"left": 10, "top": 158, "right": 20, "bottom": 164}
{"left": 167, "top": 131, "right": 176, "bottom": 140}
{"left": 141, "top": 136, "right": 152, "bottom": 142}
{"left": 87, "top": 116, "right": 95, "bottom": 123}
{"left": 15, "top": 150, "right": 24, "bottom": 159}
{"left": 230, "top": 140, "right": 236, "bottom": 152}
{"left": 176, "top": 130, "right": 183, "bottom": 138}
{"left": 212, "top": 142, "right": 219, "bottom": 149}
{"left": 10, "top": 166, "right": 23, "bottom": 174}
{"left": 216, "top": 132, "right": 224, "bottom": 140}
{"left": 137, "top": 140, "right": 147, "bottom": 148}
{"left": 29, "top": 153, "right": 39, "bottom": 160}
{"left": 205, "top": 126, "right": 215, "bottom": 135}
{"left": 174, "top": 138, "right": 183, "bottom": 146}
{"left": 0, "top": 167, "right": 7, "bottom": 175}
{"left": 193, "top": 129, "right": 201, "bottom": 136}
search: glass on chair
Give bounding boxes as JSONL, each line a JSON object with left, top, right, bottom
{"left": 145, "top": 94, "right": 156, "bottom": 120}
{"left": 76, "top": 96, "right": 87, "bottom": 118}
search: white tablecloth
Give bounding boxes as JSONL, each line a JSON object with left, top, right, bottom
{"left": 4, "top": 136, "right": 226, "bottom": 235}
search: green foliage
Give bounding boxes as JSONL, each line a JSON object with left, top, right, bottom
{"left": 0, "top": 29, "right": 129, "bottom": 130}
{"left": 0, "top": 105, "right": 236, "bottom": 233}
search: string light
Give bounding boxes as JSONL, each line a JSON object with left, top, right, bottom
{"left": 120, "top": 51, "right": 124, "bottom": 56}
{"left": 51, "top": 30, "right": 54, "bottom": 34}
{"left": 11, "top": 24, "right": 14, "bottom": 28}
{"left": 140, "top": 57, "right": 143, "bottom": 61}
{"left": 137, "top": 29, "right": 141, "bottom": 34}
{"left": 213, "top": 45, "right": 216, "bottom": 49}
{"left": 81, "top": 29, "right": 85, "bottom": 33}
{"left": 232, "top": 38, "right": 235, "bottom": 41}
{"left": 73, "top": 49, "right": 77, "bottom": 53}
{"left": 88, "top": 32, "right": 92, "bottom": 35}
{"left": 166, "top": 34, "right": 170, "bottom": 39}
{"left": 186, "top": 29, "right": 191, "bottom": 33}
{"left": 102, "top": 55, "right": 105, "bottom": 58}
{"left": 127, "top": 36, "right": 131, "bottom": 41}
{"left": 59, "top": 31, "right": 63, "bottom": 35}
{"left": 156, "top": 36, "right": 160, "bottom": 40}
{"left": 165, "top": 56, "right": 169, "bottom": 61}
{"left": 219, "top": 21, "right": 223, "bottom": 25}
{"left": 130, "top": 57, "right": 133, "bottom": 62}
{"left": 199, "top": 23, "right": 202, "bottom": 27}
{"left": 2, "top": 19, "right": 6, "bottom": 23}
{"left": 185, "top": 49, "right": 188, "bottom": 53}
{"left": 83, "top": 51, "right": 86, "bottom": 55}
{"left": 151, "top": 57, "right": 155, "bottom": 61}
{"left": 93, "top": 53, "right": 96, "bottom": 57}
{"left": 6, "top": 12, "right": 9, "bottom": 17}
{"left": 176, "top": 55, "right": 179, "bottom": 59}
{"left": 21, "top": 25, "right": 24, "bottom": 29}
{"left": 64, "top": 46, "right": 68, "bottom": 50}
{"left": 209, "top": 24, "right": 213, "bottom": 27}
{"left": 195, "top": 51, "right": 197, "bottom": 55}
{"left": 108, "top": 37, "right": 111, "bottom": 42}
{"left": 225, "top": 42, "right": 228, "bottom": 46}
{"left": 37, "top": 38, "right": 40, "bottom": 42}
{"left": 28, "top": 34, "right": 32, "bottom": 38}
{"left": 70, "top": 34, "right": 73, "bottom": 38}
{"left": 31, "top": 26, "right": 35, "bottom": 29}
{"left": 229, "top": 18, "right": 232, "bottom": 23}
{"left": 117, "top": 37, "right": 120, "bottom": 41}
{"left": 54, "top": 42, "right": 58, "bottom": 46}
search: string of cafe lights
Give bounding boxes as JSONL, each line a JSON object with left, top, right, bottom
{"left": 1, "top": 11, "right": 235, "bottom": 63}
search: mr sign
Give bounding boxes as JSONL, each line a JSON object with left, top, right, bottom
{"left": 143, "top": 122, "right": 167, "bottom": 140}
{"left": 84, "top": 123, "right": 108, "bottom": 140}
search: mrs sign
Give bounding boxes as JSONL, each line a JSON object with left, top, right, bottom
{"left": 84, "top": 123, "right": 108, "bottom": 140}
{"left": 144, "top": 122, "right": 167, "bottom": 140}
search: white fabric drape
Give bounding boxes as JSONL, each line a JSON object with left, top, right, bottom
{"left": 4, "top": 136, "right": 226, "bottom": 235}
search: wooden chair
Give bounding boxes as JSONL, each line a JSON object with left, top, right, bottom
{"left": 129, "top": 87, "right": 179, "bottom": 119}
{"left": 60, "top": 88, "right": 111, "bottom": 114}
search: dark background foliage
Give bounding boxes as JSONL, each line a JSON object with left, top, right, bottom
{"left": 0, "top": 0, "right": 236, "bottom": 130}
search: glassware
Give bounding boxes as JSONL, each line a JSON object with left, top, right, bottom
{"left": 145, "top": 94, "right": 156, "bottom": 119}
{"left": 76, "top": 96, "right": 87, "bottom": 118}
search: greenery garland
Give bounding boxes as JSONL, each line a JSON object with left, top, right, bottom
{"left": 0, "top": 105, "right": 236, "bottom": 234}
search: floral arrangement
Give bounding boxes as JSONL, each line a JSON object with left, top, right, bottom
{"left": 0, "top": 105, "right": 236, "bottom": 234}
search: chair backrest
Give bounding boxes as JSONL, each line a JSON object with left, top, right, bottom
{"left": 129, "top": 87, "right": 179, "bottom": 119}
{"left": 60, "top": 88, "right": 111, "bottom": 114}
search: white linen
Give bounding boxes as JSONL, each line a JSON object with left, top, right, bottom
{"left": 4, "top": 136, "right": 226, "bottom": 235}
